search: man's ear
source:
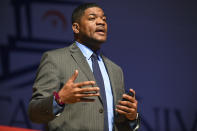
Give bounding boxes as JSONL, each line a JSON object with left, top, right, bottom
{"left": 72, "top": 23, "right": 79, "bottom": 34}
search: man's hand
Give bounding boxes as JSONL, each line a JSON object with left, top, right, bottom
{"left": 116, "top": 89, "right": 138, "bottom": 121}
{"left": 58, "top": 70, "right": 100, "bottom": 104}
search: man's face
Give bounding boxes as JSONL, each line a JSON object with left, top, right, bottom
{"left": 74, "top": 7, "right": 108, "bottom": 46}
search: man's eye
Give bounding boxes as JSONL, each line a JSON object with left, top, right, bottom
{"left": 89, "top": 17, "right": 95, "bottom": 20}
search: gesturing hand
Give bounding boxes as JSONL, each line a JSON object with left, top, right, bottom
{"left": 58, "top": 70, "right": 100, "bottom": 104}
{"left": 116, "top": 89, "right": 138, "bottom": 121}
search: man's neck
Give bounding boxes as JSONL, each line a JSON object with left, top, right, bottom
{"left": 76, "top": 40, "right": 101, "bottom": 52}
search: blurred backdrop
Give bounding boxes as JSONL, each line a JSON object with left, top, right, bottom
{"left": 0, "top": 0, "right": 197, "bottom": 131}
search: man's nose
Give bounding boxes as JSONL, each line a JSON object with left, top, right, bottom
{"left": 96, "top": 18, "right": 105, "bottom": 25}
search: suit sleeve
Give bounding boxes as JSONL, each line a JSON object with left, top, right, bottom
{"left": 28, "top": 52, "right": 61, "bottom": 123}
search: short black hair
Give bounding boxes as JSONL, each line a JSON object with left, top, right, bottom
{"left": 71, "top": 3, "right": 101, "bottom": 24}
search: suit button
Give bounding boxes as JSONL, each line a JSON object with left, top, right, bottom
{"left": 99, "top": 108, "right": 103, "bottom": 113}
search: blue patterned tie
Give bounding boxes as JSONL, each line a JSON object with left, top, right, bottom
{"left": 91, "top": 53, "right": 109, "bottom": 131}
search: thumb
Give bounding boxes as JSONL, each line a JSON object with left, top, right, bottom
{"left": 69, "top": 70, "right": 78, "bottom": 82}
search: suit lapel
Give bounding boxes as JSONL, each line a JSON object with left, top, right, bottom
{"left": 69, "top": 43, "right": 95, "bottom": 82}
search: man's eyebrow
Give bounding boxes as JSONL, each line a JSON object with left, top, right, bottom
{"left": 89, "top": 14, "right": 96, "bottom": 16}
{"left": 88, "top": 13, "right": 107, "bottom": 17}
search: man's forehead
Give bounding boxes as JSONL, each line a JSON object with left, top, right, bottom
{"left": 84, "top": 7, "right": 105, "bottom": 16}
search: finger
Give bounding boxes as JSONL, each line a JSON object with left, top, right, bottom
{"left": 69, "top": 70, "right": 79, "bottom": 82}
{"left": 119, "top": 100, "right": 137, "bottom": 109}
{"left": 76, "top": 92, "right": 100, "bottom": 98}
{"left": 122, "top": 94, "right": 136, "bottom": 103}
{"left": 115, "top": 108, "right": 128, "bottom": 116}
{"left": 77, "top": 87, "right": 100, "bottom": 94}
{"left": 116, "top": 105, "right": 135, "bottom": 113}
{"left": 75, "top": 81, "right": 96, "bottom": 87}
{"left": 129, "top": 88, "right": 136, "bottom": 98}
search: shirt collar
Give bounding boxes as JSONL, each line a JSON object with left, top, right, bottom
{"left": 76, "top": 41, "right": 101, "bottom": 61}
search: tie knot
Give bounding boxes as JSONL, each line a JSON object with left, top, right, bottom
{"left": 91, "top": 53, "right": 98, "bottom": 60}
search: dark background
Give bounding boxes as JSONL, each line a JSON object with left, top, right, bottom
{"left": 0, "top": 0, "right": 197, "bottom": 131}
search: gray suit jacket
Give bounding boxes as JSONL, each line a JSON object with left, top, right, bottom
{"left": 28, "top": 43, "right": 136, "bottom": 131}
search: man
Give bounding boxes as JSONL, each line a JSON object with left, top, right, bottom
{"left": 28, "top": 3, "right": 140, "bottom": 131}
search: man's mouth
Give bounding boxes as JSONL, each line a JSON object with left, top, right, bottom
{"left": 95, "top": 28, "right": 105, "bottom": 35}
